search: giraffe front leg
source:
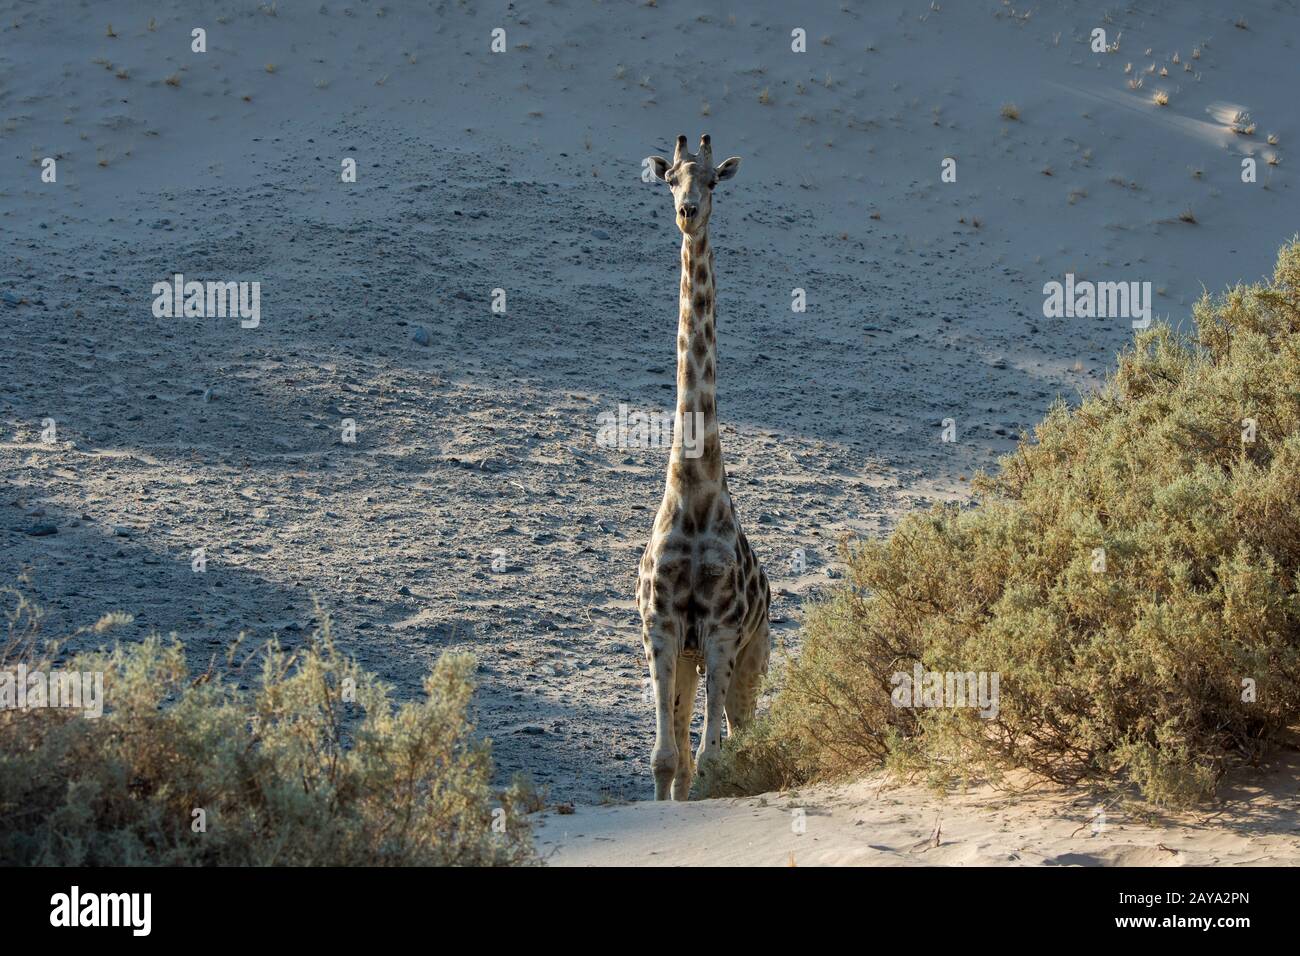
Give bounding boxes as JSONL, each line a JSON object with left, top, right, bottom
{"left": 695, "top": 630, "right": 738, "bottom": 781}
{"left": 644, "top": 624, "right": 678, "bottom": 801}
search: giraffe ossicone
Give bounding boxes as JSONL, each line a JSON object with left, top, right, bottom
{"left": 636, "top": 133, "right": 771, "bottom": 801}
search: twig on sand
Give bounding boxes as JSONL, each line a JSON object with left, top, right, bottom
{"left": 909, "top": 816, "right": 943, "bottom": 852}
{"left": 1070, "top": 795, "right": 1122, "bottom": 837}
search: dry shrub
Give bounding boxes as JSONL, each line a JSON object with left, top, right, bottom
{"left": 712, "top": 238, "right": 1300, "bottom": 807}
{"left": 0, "top": 590, "right": 534, "bottom": 865}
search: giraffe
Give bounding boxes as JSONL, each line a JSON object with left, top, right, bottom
{"left": 636, "top": 133, "right": 771, "bottom": 801}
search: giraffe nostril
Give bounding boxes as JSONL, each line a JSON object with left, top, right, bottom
{"left": 680, "top": 204, "right": 698, "bottom": 220}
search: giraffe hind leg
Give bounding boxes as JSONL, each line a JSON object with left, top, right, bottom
{"left": 696, "top": 629, "right": 739, "bottom": 779}
{"left": 726, "top": 619, "right": 770, "bottom": 736}
{"left": 671, "top": 663, "right": 700, "bottom": 800}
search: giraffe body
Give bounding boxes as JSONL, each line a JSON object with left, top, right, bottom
{"left": 637, "top": 134, "right": 770, "bottom": 801}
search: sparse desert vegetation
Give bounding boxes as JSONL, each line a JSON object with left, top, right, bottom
{"left": 0, "top": 589, "right": 534, "bottom": 865}
{"left": 708, "top": 241, "right": 1300, "bottom": 809}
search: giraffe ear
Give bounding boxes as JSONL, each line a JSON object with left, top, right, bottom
{"left": 714, "top": 156, "right": 741, "bottom": 183}
{"left": 646, "top": 156, "right": 671, "bottom": 182}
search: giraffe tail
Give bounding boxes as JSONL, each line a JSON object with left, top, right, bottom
{"left": 684, "top": 618, "right": 700, "bottom": 653}
{"left": 684, "top": 616, "right": 707, "bottom": 676}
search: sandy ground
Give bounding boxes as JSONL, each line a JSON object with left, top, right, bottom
{"left": 537, "top": 750, "right": 1300, "bottom": 866}
{"left": 1, "top": 0, "right": 1297, "bottom": 850}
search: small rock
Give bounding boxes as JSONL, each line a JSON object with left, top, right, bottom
{"left": 25, "top": 523, "right": 57, "bottom": 536}
{"left": 412, "top": 325, "right": 431, "bottom": 347}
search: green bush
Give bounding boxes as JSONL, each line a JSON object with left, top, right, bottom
{"left": 0, "top": 589, "right": 534, "bottom": 865}
{"left": 713, "top": 239, "right": 1300, "bottom": 807}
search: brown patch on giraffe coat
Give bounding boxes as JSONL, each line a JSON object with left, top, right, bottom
{"left": 711, "top": 497, "right": 732, "bottom": 530}
{"left": 690, "top": 493, "right": 715, "bottom": 532}
{"left": 705, "top": 454, "right": 722, "bottom": 483}
{"left": 720, "top": 595, "right": 745, "bottom": 627}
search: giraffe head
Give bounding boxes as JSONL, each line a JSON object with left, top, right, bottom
{"left": 647, "top": 133, "right": 741, "bottom": 237}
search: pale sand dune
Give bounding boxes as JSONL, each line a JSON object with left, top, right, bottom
{"left": 538, "top": 751, "right": 1300, "bottom": 867}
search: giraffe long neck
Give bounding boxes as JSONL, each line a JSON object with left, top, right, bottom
{"left": 667, "top": 230, "right": 724, "bottom": 493}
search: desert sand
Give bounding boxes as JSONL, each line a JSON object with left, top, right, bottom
{"left": 1, "top": 0, "right": 1296, "bottom": 861}
{"left": 538, "top": 749, "right": 1300, "bottom": 866}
